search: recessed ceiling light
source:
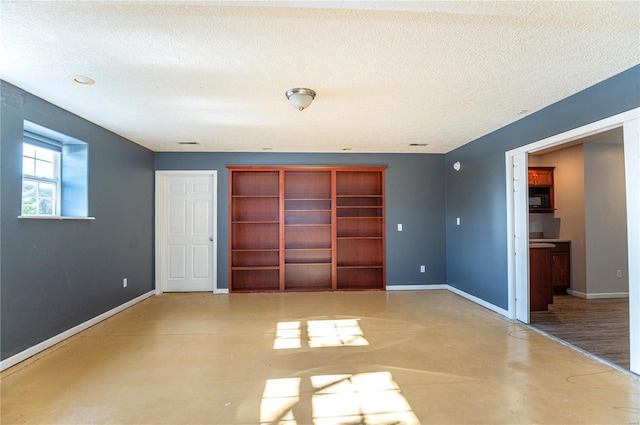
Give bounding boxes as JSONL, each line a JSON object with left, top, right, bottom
{"left": 409, "top": 143, "right": 428, "bottom": 146}
{"left": 341, "top": 148, "right": 352, "bottom": 151}
{"left": 177, "top": 141, "right": 199, "bottom": 145}
{"left": 262, "top": 147, "right": 273, "bottom": 151}
{"left": 516, "top": 109, "right": 529, "bottom": 115}
{"left": 70, "top": 75, "right": 95, "bottom": 85}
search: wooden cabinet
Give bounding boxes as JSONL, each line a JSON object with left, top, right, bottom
{"left": 528, "top": 167, "right": 555, "bottom": 212}
{"left": 529, "top": 241, "right": 571, "bottom": 311}
{"left": 551, "top": 242, "right": 571, "bottom": 294}
{"left": 528, "top": 168, "right": 553, "bottom": 186}
{"left": 228, "top": 166, "right": 386, "bottom": 292}
{"left": 529, "top": 247, "right": 553, "bottom": 311}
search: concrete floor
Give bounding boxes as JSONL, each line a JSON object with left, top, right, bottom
{"left": 1, "top": 290, "right": 639, "bottom": 424}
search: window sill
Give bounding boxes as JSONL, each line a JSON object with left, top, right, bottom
{"left": 18, "top": 215, "right": 95, "bottom": 220}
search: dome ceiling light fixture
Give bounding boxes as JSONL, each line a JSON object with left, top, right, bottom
{"left": 70, "top": 75, "right": 95, "bottom": 85}
{"left": 285, "top": 88, "right": 316, "bottom": 111}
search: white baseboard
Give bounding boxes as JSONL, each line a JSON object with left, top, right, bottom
{"left": 387, "top": 284, "right": 509, "bottom": 318}
{"left": 387, "top": 284, "right": 448, "bottom": 291}
{"left": 1, "top": 284, "right": 512, "bottom": 371}
{"left": 446, "top": 285, "right": 510, "bottom": 318}
{"left": 0, "top": 290, "right": 155, "bottom": 372}
{"left": 567, "top": 289, "right": 629, "bottom": 299}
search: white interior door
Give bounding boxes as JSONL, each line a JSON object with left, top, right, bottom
{"left": 161, "top": 173, "right": 216, "bottom": 292}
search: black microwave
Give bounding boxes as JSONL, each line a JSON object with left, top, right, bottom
{"left": 529, "top": 188, "right": 551, "bottom": 209}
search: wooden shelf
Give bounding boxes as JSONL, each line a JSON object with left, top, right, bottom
{"left": 337, "top": 265, "right": 384, "bottom": 269}
{"left": 232, "top": 266, "right": 279, "bottom": 270}
{"left": 232, "top": 250, "right": 279, "bottom": 268}
{"left": 337, "top": 267, "right": 384, "bottom": 289}
{"left": 232, "top": 248, "right": 279, "bottom": 251}
{"left": 285, "top": 170, "right": 332, "bottom": 199}
{"left": 285, "top": 248, "right": 332, "bottom": 264}
{"left": 232, "top": 171, "right": 280, "bottom": 196}
{"left": 335, "top": 169, "right": 385, "bottom": 290}
{"left": 232, "top": 195, "right": 280, "bottom": 198}
{"left": 228, "top": 168, "right": 282, "bottom": 292}
{"left": 233, "top": 221, "right": 279, "bottom": 224}
{"left": 336, "top": 171, "right": 383, "bottom": 196}
{"left": 228, "top": 166, "right": 386, "bottom": 292}
{"left": 231, "top": 269, "right": 279, "bottom": 291}
{"left": 285, "top": 263, "right": 332, "bottom": 290}
{"left": 286, "top": 215, "right": 330, "bottom": 224}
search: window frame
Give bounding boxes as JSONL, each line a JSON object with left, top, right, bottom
{"left": 21, "top": 139, "right": 62, "bottom": 216}
{"left": 18, "top": 121, "right": 94, "bottom": 220}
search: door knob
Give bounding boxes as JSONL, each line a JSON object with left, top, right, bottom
{"left": 209, "top": 237, "right": 213, "bottom": 241}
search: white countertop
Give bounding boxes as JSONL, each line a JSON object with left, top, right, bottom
{"left": 529, "top": 242, "right": 556, "bottom": 248}
{"left": 529, "top": 239, "right": 571, "bottom": 243}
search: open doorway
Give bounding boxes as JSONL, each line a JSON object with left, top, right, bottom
{"left": 505, "top": 108, "right": 639, "bottom": 375}
{"left": 527, "top": 128, "right": 630, "bottom": 369}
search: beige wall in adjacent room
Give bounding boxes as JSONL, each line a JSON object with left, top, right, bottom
{"left": 584, "top": 142, "right": 629, "bottom": 295}
{"left": 529, "top": 126, "right": 628, "bottom": 297}
{"left": 529, "top": 144, "right": 586, "bottom": 293}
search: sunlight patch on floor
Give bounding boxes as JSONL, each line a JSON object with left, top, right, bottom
{"left": 260, "top": 372, "right": 419, "bottom": 425}
{"left": 307, "top": 319, "right": 369, "bottom": 348}
{"left": 273, "top": 321, "right": 302, "bottom": 349}
{"left": 260, "top": 377, "right": 300, "bottom": 425}
{"left": 311, "top": 372, "right": 419, "bottom": 425}
{"left": 273, "top": 319, "right": 369, "bottom": 350}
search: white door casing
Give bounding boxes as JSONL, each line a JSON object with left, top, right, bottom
{"left": 156, "top": 171, "right": 217, "bottom": 293}
{"left": 505, "top": 108, "right": 640, "bottom": 375}
{"left": 511, "top": 152, "right": 529, "bottom": 323}
{"left": 623, "top": 117, "right": 639, "bottom": 373}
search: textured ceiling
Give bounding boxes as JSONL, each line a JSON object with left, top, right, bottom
{"left": 1, "top": 1, "right": 638, "bottom": 153}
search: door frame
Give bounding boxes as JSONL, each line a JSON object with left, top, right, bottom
{"left": 508, "top": 151, "right": 530, "bottom": 323}
{"left": 155, "top": 170, "right": 219, "bottom": 294}
{"left": 505, "top": 107, "right": 639, "bottom": 374}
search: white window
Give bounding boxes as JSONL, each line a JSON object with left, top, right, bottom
{"left": 19, "top": 121, "right": 89, "bottom": 219}
{"left": 21, "top": 142, "right": 61, "bottom": 216}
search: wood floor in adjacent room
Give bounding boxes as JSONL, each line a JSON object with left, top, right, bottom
{"left": 530, "top": 295, "right": 630, "bottom": 370}
{"left": 1, "top": 291, "right": 639, "bottom": 424}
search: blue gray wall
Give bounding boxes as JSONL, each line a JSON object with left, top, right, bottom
{"left": 445, "top": 65, "right": 640, "bottom": 309}
{"left": 2, "top": 64, "right": 637, "bottom": 361}
{"left": 155, "top": 153, "right": 447, "bottom": 290}
{"left": 0, "top": 81, "right": 155, "bottom": 360}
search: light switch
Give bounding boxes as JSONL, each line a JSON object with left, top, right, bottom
{"left": 397, "top": 224, "right": 403, "bottom": 231}
{"left": 456, "top": 217, "right": 460, "bottom": 226}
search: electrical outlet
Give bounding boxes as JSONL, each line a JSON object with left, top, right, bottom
{"left": 123, "top": 278, "right": 128, "bottom": 288}
{"left": 420, "top": 265, "right": 426, "bottom": 273}
{"left": 617, "top": 270, "right": 622, "bottom": 278}
{"left": 456, "top": 217, "right": 461, "bottom": 226}
{"left": 398, "top": 224, "right": 403, "bottom": 231}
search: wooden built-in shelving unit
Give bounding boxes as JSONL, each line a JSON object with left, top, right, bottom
{"left": 230, "top": 170, "right": 280, "bottom": 291}
{"left": 228, "top": 166, "right": 386, "bottom": 292}
{"left": 335, "top": 170, "right": 385, "bottom": 290}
